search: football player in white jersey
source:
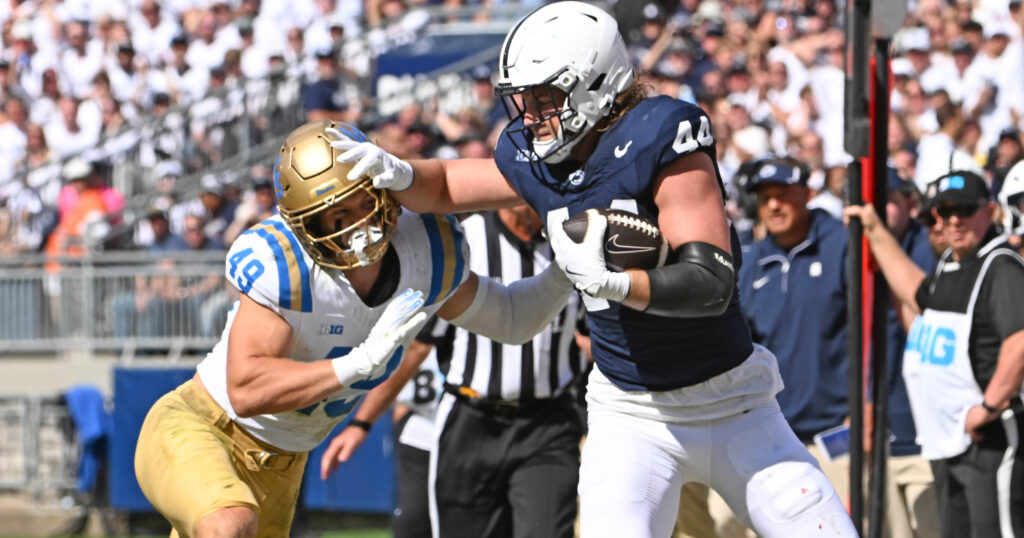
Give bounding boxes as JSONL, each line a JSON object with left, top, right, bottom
{"left": 133, "top": 120, "right": 573, "bottom": 538}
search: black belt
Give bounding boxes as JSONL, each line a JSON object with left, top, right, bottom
{"left": 443, "top": 383, "right": 567, "bottom": 419}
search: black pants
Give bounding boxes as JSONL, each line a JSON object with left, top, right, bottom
{"left": 394, "top": 412, "right": 432, "bottom": 538}
{"left": 432, "top": 393, "right": 583, "bottom": 538}
{"left": 931, "top": 410, "right": 1024, "bottom": 538}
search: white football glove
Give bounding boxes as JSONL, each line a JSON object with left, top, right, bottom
{"left": 546, "top": 210, "right": 631, "bottom": 302}
{"left": 331, "top": 288, "right": 428, "bottom": 387}
{"left": 325, "top": 127, "right": 414, "bottom": 192}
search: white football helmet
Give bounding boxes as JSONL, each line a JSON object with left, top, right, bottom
{"left": 496, "top": 1, "right": 635, "bottom": 164}
{"left": 999, "top": 160, "right": 1024, "bottom": 236}
{"left": 275, "top": 120, "right": 399, "bottom": 270}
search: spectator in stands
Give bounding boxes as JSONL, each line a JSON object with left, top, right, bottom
{"left": 27, "top": 68, "right": 61, "bottom": 128}
{"left": 0, "top": 179, "right": 50, "bottom": 255}
{"left": 45, "top": 96, "right": 102, "bottom": 158}
{"left": 224, "top": 173, "right": 277, "bottom": 246}
{"left": 44, "top": 159, "right": 117, "bottom": 338}
{"left": 236, "top": 17, "right": 269, "bottom": 80}
{"left": 737, "top": 156, "right": 852, "bottom": 510}
{"left": 186, "top": 10, "right": 240, "bottom": 73}
{"left": 105, "top": 41, "right": 148, "bottom": 108}
{"left": 916, "top": 102, "right": 964, "bottom": 191}
{"left": 56, "top": 159, "right": 123, "bottom": 221}
{"left": 151, "top": 33, "right": 205, "bottom": 106}
{"left": 0, "top": 58, "right": 17, "bottom": 102}
{"left": 283, "top": 26, "right": 316, "bottom": 80}
{"left": 181, "top": 213, "right": 225, "bottom": 251}
{"left": 302, "top": 47, "right": 359, "bottom": 123}
{"left": 9, "top": 19, "right": 53, "bottom": 104}
{"left": 0, "top": 95, "right": 28, "bottom": 186}
{"left": 989, "top": 128, "right": 1023, "bottom": 196}
{"left": 144, "top": 209, "right": 188, "bottom": 253}
{"left": 60, "top": 19, "right": 105, "bottom": 100}
{"left": 174, "top": 174, "right": 237, "bottom": 245}
{"left": 963, "top": 21, "right": 1020, "bottom": 153}
{"left": 129, "top": 0, "right": 181, "bottom": 67}
{"left": 19, "top": 123, "right": 51, "bottom": 171}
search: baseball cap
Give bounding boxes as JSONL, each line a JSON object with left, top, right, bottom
{"left": 469, "top": 64, "right": 492, "bottom": 81}
{"left": 201, "top": 173, "right": 224, "bottom": 194}
{"left": 642, "top": 2, "right": 665, "bottom": 22}
{"left": 147, "top": 208, "right": 168, "bottom": 221}
{"left": 984, "top": 21, "right": 1013, "bottom": 40}
{"left": 929, "top": 171, "right": 990, "bottom": 206}
{"left": 746, "top": 159, "right": 808, "bottom": 190}
{"left": 63, "top": 158, "right": 94, "bottom": 181}
{"left": 887, "top": 167, "right": 916, "bottom": 195}
{"left": 950, "top": 38, "right": 974, "bottom": 55}
{"left": 900, "top": 27, "right": 930, "bottom": 52}
{"left": 999, "top": 127, "right": 1020, "bottom": 143}
{"left": 253, "top": 177, "right": 273, "bottom": 190}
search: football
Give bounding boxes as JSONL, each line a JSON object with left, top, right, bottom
{"left": 562, "top": 209, "right": 669, "bottom": 271}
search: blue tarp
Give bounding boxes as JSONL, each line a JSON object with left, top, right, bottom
{"left": 65, "top": 384, "right": 111, "bottom": 493}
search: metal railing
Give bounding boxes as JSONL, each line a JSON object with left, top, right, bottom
{"left": 0, "top": 395, "right": 78, "bottom": 501}
{"left": 0, "top": 251, "right": 230, "bottom": 357}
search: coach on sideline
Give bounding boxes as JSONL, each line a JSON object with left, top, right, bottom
{"left": 846, "top": 170, "right": 1024, "bottom": 538}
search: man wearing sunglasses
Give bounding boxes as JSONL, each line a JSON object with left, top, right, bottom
{"left": 845, "top": 170, "right": 1024, "bottom": 538}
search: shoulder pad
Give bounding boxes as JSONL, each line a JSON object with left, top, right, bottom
{"left": 416, "top": 213, "right": 471, "bottom": 306}
{"left": 230, "top": 218, "right": 313, "bottom": 313}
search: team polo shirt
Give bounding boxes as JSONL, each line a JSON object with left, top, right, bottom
{"left": 738, "top": 209, "right": 849, "bottom": 440}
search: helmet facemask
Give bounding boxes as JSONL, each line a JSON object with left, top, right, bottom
{"left": 280, "top": 182, "right": 399, "bottom": 270}
{"left": 499, "top": 70, "right": 590, "bottom": 164}
{"left": 275, "top": 120, "right": 400, "bottom": 271}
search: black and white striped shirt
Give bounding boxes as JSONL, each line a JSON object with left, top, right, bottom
{"left": 441, "top": 212, "right": 585, "bottom": 401}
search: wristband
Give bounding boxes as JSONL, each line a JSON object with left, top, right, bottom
{"left": 980, "top": 401, "right": 1000, "bottom": 414}
{"left": 349, "top": 419, "right": 373, "bottom": 432}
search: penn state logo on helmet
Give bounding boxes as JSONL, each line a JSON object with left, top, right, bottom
{"left": 496, "top": 1, "right": 635, "bottom": 164}
{"left": 275, "top": 120, "right": 400, "bottom": 270}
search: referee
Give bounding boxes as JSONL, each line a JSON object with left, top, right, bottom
{"left": 428, "top": 206, "right": 586, "bottom": 538}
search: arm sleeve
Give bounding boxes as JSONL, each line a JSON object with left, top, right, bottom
{"left": 644, "top": 242, "right": 735, "bottom": 318}
{"left": 447, "top": 263, "right": 573, "bottom": 345}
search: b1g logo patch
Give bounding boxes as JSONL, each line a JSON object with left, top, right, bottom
{"left": 906, "top": 322, "right": 956, "bottom": 366}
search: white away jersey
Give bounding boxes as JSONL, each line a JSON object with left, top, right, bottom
{"left": 196, "top": 212, "right": 469, "bottom": 452}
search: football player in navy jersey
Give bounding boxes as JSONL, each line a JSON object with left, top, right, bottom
{"left": 328, "top": 3, "right": 855, "bottom": 536}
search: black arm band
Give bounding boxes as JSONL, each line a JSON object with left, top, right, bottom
{"left": 349, "top": 419, "right": 373, "bottom": 432}
{"left": 644, "top": 242, "right": 735, "bottom": 318}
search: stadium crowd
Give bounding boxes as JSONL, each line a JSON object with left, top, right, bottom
{"left": 1, "top": 0, "right": 1023, "bottom": 255}
{"left": 1, "top": 0, "right": 1024, "bottom": 536}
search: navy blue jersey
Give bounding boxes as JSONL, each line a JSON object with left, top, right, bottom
{"left": 738, "top": 210, "right": 849, "bottom": 439}
{"left": 495, "top": 95, "right": 753, "bottom": 391}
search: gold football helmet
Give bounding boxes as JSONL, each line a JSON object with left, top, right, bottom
{"left": 274, "top": 120, "right": 399, "bottom": 270}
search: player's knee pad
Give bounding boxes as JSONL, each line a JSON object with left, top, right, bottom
{"left": 747, "top": 461, "right": 832, "bottom": 522}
